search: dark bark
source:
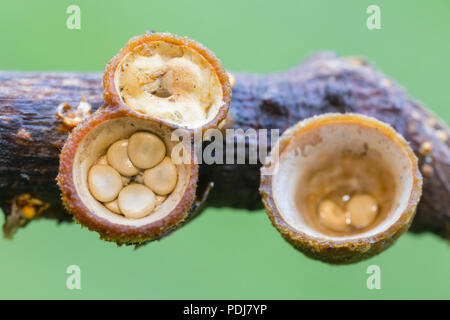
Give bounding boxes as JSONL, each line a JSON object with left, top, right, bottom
{"left": 1, "top": 52, "right": 449, "bottom": 239}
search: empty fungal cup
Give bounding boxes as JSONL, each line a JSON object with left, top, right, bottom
{"left": 103, "top": 33, "right": 231, "bottom": 130}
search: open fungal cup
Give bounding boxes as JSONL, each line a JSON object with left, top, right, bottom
{"left": 58, "top": 108, "right": 197, "bottom": 244}
{"left": 260, "top": 113, "right": 422, "bottom": 264}
{"left": 103, "top": 33, "right": 232, "bottom": 131}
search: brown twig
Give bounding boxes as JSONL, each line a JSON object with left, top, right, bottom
{"left": 0, "top": 52, "right": 449, "bottom": 239}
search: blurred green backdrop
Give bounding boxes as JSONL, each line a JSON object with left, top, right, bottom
{"left": 0, "top": 0, "right": 449, "bottom": 299}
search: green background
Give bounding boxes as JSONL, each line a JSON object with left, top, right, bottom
{"left": 0, "top": 0, "right": 449, "bottom": 299}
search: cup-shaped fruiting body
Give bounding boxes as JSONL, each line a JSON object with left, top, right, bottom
{"left": 103, "top": 33, "right": 232, "bottom": 131}
{"left": 57, "top": 107, "right": 198, "bottom": 244}
{"left": 260, "top": 113, "right": 422, "bottom": 264}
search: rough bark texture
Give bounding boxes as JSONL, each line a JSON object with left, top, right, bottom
{"left": 0, "top": 52, "right": 449, "bottom": 239}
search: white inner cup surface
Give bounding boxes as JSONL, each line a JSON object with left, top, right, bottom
{"left": 272, "top": 121, "right": 414, "bottom": 241}
{"left": 114, "top": 41, "right": 223, "bottom": 129}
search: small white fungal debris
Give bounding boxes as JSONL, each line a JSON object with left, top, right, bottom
{"left": 227, "top": 72, "right": 235, "bottom": 88}
{"left": 426, "top": 117, "right": 437, "bottom": 128}
{"left": 436, "top": 129, "right": 448, "bottom": 142}
{"left": 411, "top": 111, "right": 421, "bottom": 121}
{"left": 56, "top": 96, "right": 92, "bottom": 129}
{"left": 381, "top": 78, "right": 392, "bottom": 87}
{"left": 419, "top": 141, "right": 433, "bottom": 156}
{"left": 16, "top": 128, "right": 31, "bottom": 141}
{"left": 421, "top": 164, "right": 434, "bottom": 177}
